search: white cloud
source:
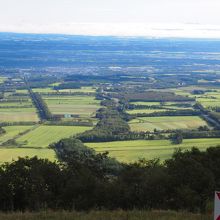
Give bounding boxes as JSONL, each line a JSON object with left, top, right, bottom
{"left": 1, "top": 22, "right": 220, "bottom": 38}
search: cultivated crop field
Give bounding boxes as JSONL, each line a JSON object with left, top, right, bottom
{"left": 129, "top": 116, "right": 208, "bottom": 132}
{"left": 87, "top": 138, "right": 220, "bottom": 162}
{"left": 43, "top": 95, "right": 100, "bottom": 118}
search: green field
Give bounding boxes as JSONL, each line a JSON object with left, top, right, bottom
{"left": 129, "top": 116, "right": 208, "bottom": 132}
{"left": 16, "top": 125, "right": 91, "bottom": 148}
{"left": 0, "top": 126, "right": 33, "bottom": 144}
{"left": 87, "top": 138, "right": 220, "bottom": 162}
{"left": 127, "top": 109, "right": 167, "bottom": 114}
{"left": 44, "top": 95, "right": 100, "bottom": 117}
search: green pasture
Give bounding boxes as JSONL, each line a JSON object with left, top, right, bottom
{"left": 129, "top": 116, "right": 208, "bottom": 132}
{"left": 17, "top": 125, "right": 91, "bottom": 148}
{"left": 87, "top": 138, "right": 220, "bottom": 162}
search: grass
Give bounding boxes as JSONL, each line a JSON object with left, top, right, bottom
{"left": 44, "top": 95, "right": 100, "bottom": 117}
{"left": 86, "top": 138, "right": 220, "bottom": 162}
{"left": 16, "top": 125, "right": 91, "bottom": 148}
{"left": 129, "top": 116, "right": 208, "bottom": 132}
{"left": 0, "top": 126, "right": 33, "bottom": 144}
{"left": 0, "top": 148, "right": 56, "bottom": 163}
{"left": 0, "top": 210, "right": 211, "bottom": 220}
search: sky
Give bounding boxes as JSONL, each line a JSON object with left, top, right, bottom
{"left": 1, "top": 0, "right": 220, "bottom": 37}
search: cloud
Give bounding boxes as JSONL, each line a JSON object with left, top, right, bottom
{"left": 1, "top": 22, "right": 220, "bottom": 38}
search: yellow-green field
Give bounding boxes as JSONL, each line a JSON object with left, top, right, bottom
{"left": 0, "top": 148, "right": 56, "bottom": 163}
{"left": 16, "top": 125, "right": 91, "bottom": 148}
{"left": 43, "top": 95, "right": 100, "bottom": 117}
{"left": 129, "top": 116, "right": 208, "bottom": 132}
{"left": 87, "top": 138, "right": 220, "bottom": 162}
{"left": 0, "top": 126, "right": 32, "bottom": 144}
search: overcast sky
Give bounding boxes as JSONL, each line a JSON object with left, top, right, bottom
{"left": 1, "top": 0, "right": 220, "bottom": 37}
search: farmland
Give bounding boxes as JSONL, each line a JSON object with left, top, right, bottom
{"left": 1, "top": 36, "right": 220, "bottom": 165}
{"left": 0, "top": 125, "right": 91, "bottom": 163}
{"left": 129, "top": 116, "right": 208, "bottom": 132}
{"left": 87, "top": 138, "right": 220, "bottom": 162}
{"left": 43, "top": 95, "right": 100, "bottom": 118}
{"left": 0, "top": 89, "right": 39, "bottom": 122}
{"left": 16, "top": 125, "right": 91, "bottom": 148}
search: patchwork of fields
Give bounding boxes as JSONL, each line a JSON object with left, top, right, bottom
{"left": 87, "top": 138, "right": 220, "bottom": 162}
{"left": 0, "top": 78, "right": 220, "bottom": 164}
